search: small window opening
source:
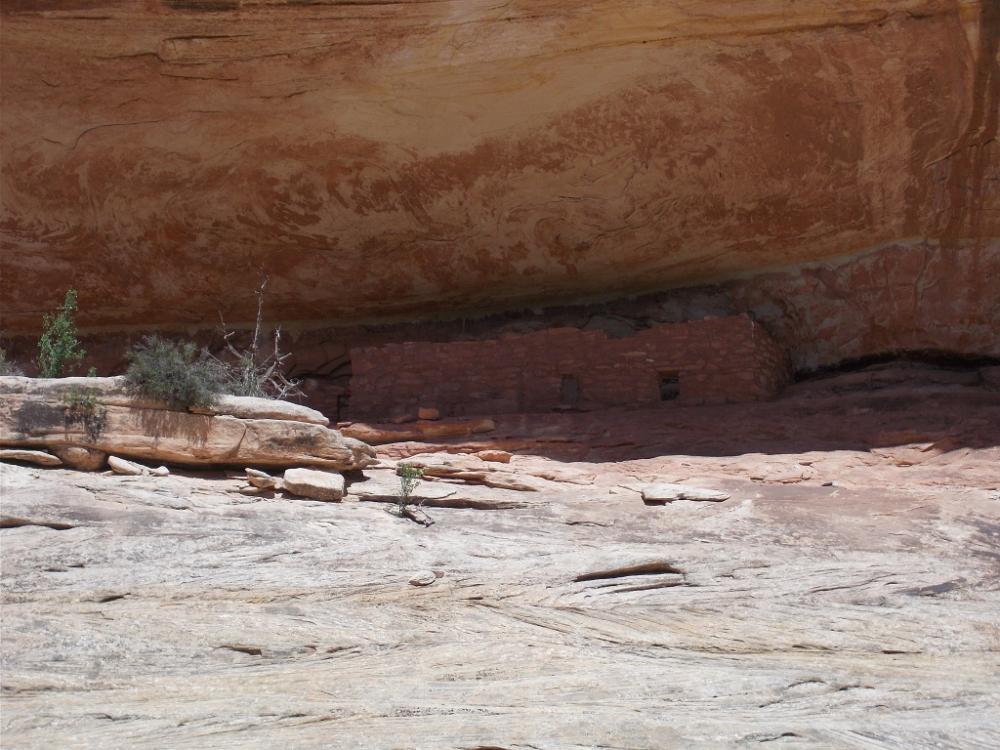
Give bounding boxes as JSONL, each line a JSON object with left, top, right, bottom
{"left": 560, "top": 374, "right": 580, "bottom": 407}
{"left": 659, "top": 372, "right": 680, "bottom": 401}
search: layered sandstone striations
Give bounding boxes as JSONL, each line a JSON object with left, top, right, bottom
{"left": 0, "top": 376, "right": 375, "bottom": 470}
{"left": 1, "top": 0, "right": 997, "bottom": 352}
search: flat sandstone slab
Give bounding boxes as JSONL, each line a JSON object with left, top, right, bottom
{"left": 0, "top": 376, "right": 374, "bottom": 471}
{"left": 641, "top": 483, "right": 731, "bottom": 504}
{"left": 0, "top": 448, "right": 62, "bottom": 467}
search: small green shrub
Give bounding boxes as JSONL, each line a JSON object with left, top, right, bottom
{"left": 62, "top": 386, "right": 107, "bottom": 442}
{"left": 124, "top": 335, "right": 227, "bottom": 410}
{"left": 37, "top": 290, "right": 86, "bottom": 377}
{"left": 396, "top": 464, "right": 425, "bottom": 510}
{"left": 0, "top": 347, "right": 23, "bottom": 376}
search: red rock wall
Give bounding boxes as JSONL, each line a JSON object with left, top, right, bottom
{"left": 1, "top": 1, "right": 995, "bottom": 334}
{"left": 724, "top": 241, "right": 1000, "bottom": 371}
{"left": 349, "top": 315, "right": 789, "bottom": 419}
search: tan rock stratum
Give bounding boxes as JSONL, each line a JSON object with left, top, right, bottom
{"left": 0, "top": 376, "right": 375, "bottom": 470}
{"left": 1, "top": 0, "right": 997, "bottom": 350}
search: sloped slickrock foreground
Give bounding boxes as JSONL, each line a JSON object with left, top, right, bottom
{"left": 2, "top": 366, "right": 999, "bottom": 748}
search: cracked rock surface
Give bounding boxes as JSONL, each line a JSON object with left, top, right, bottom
{"left": 2, "top": 371, "right": 1000, "bottom": 748}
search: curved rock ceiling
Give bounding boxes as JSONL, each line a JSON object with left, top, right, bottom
{"left": 1, "top": 0, "right": 997, "bottom": 343}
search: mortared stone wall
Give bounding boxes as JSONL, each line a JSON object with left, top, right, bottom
{"left": 349, "top": 314, "right": 789, "bottom": 420}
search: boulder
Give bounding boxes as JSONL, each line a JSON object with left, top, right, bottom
{"left": 0, "top": 449, "right": 62, "bottom": 467}
{"left": 283, "top": 469, "right": 345, "bottom": 501}
{"left": 246, "top": 468, "right": 279, "bottom": 490}
{"left": 0, "top": 376, "right": 374, "bottom": 471}
{"left": 417, "top": 407, "right": 441, "bottom": 421}
{"left": 52, "top": 446, "right": 108, "bottom": 471}
{"left": 108, "top": 456, "right": 148, "bottom": 476}
{"left": 641, "top": 483, "right": 730, "bottom": 504}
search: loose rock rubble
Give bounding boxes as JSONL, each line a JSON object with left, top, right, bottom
{"left": 640, "top": 483, "right": 731, "bottom": 504}
{"left": 107, "top": 456, "right": 146, "bottom": 476}
{"left": 108, "top": 456, "right": 169, "bottom": 476}
{"left": 246, "top": 468, "right": 280, "bottom": 490}
{"left": 408, "top": 571, "right": 439, "bottom": 586}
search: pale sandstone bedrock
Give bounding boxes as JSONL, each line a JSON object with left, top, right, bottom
{"left": 1, "top": 367, "right": 999, "bottom": 748}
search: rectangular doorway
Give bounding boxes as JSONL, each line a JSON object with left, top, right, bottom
{"left": 659, "top": 372, "right": 680, "bottom": 401}
{"left": 560, "top": 374, "right": 580, "bottom": 407}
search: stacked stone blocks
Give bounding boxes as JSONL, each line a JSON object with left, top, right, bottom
{"left": 350, "top": 314, "right": 790, "bottom": 419}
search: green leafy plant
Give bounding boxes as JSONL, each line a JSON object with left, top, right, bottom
{"left": 389, "top": 464, "right": 433, "bottom": 525}
{"left": 62, "top": 386, "right": 107, "bottom": 442}
{"left": 37, "top": 289, "right": 86, "bottom": 377}
{"left": 397, "top": 464, "right": 425, "bottom": 511}
{"left": 124, "top": 335, "right": 227, "bottom": 410}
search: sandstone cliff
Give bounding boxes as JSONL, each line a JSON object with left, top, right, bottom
{"left": 1, "top": 0, "right": 997, "bottom": 354}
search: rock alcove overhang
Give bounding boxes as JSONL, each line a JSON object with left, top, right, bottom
{"left": 0, "top": 0, "right": 996, "bottom": 367}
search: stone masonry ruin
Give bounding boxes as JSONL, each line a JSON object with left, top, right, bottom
{"left": 350, "top": 314, "right": 789, "bottom": 420}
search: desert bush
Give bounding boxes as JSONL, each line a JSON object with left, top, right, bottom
{"left": 37, "top": 289, "right": 85, "bottom": 377}
{"left": 125, "top": 335, "right": 227, "bottom": 410}
{"left": 62, "top": 385, "right": 107, "bottom": 442}
{"left": 396, "top": 464, "right": 425, "bottom": 510}
{"left": 390, "top": 464, "right": 432, "bottom": 525}
{"left": 216, "top": 277, "right": 302, "bottom": 401}
{"left": 0, "top": 347, "right": 22, "bottom": 376}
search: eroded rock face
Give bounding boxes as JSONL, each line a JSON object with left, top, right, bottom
{"left": 0, "top": 376, "right": 375, "bottom": 470}
{"left": 1, "top": 1, "right": 996, "bottom": 339}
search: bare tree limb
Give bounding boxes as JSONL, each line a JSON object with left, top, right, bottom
{"left": 213, "top": 275, "right": 303, "bottom": 401}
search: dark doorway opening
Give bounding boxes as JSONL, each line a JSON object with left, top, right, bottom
{"left": 335, "top": 393, "right": 350, "bottom": 423}
{"left": 659, "top": 372, "right": 680, "bottom": 401}
{"left": 560, "top": 374, "right": 580, "bottom": 407}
